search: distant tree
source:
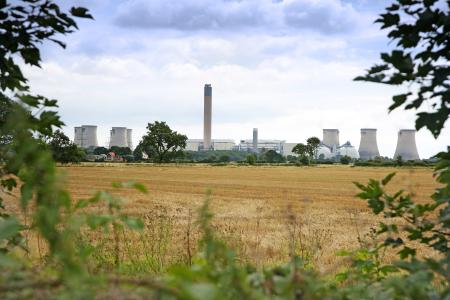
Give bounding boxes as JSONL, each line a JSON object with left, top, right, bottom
{"left": 340, "top": 155, "right": 352, "bottom": 165}
{"left": 219, "top": 155, "right": 230, "bottom": 163}
{"left": 306, "top": 137, "right": 321, "bottom": 159}
{"left": 93, "top": 146, "right": 108, "bottom": 155}
{"left": 292, "top": 143, "right": 307, "bottom": 157}
{"left": 396, "top": 155, "right": 404, "bottom": 166}
{"left": 299, "top": 156, "right": 309, "bottom": 166}
{"left": 109, "top": 146, "right": 131, "bottom": 156}
{"left": 47, "top": 130, "right": 85, "bottom": 163}
{"left": 246, "top": 153, "right": 256, "bottom": 165}
{"left": 262, "top": 150, "right": 284, "bottom": 163}
{"left": 286, "top": 155, "right": 298, "bottom": 163}
{"left": 137, "top": 121, "right": 187, "bottom": 163}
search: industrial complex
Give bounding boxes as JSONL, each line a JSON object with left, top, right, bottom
{"left": 73, "top": 84, "right": 421, "bottom": 160}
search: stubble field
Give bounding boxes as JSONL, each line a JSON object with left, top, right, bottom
{"left": 44, "top": 164, "right": 437, "bottom": 274}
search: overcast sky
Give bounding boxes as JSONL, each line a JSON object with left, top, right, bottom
{"left": 24, "top": 0, "right": 449, "bottom": 158}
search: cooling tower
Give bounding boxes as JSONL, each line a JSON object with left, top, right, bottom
{"left": 253, "top": 128, "right": 258, "bottom": 153}
{"left": 110, "top": 127, "right": 128, "bottom": 148}
{"left": 203, "top": 84, "right": 212, "bottom": 150}
{"left": 358, "top": 128, "right": 380, "bottom": 160}
{"left": 74, "top": 127, "right": 83, "bottom": 147}
{"left": 394, "top": 129, "right": 420, "bottom": 160}
{"left": 126, "top": 129, "right": 133, "bottom": 149}
{"left": 78, "top": 125, "right": 98, "bottom": 148}
{"left": 323, "top": 129, "right": 339, "bottom": 149}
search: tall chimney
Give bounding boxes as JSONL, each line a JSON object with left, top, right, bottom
{"left": 253, "top": 128, "right": 258, "bottom": 153}
{"left": 203, "top": 84, "right": 212, "bottom": 150}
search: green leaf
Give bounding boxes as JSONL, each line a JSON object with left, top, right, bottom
{"left": 20, "top": 48, "right": 41, "bottom": 66}
{"left": 121, "top": 216, "right": 144, "bottom": 230}
{"left": 70, "top": 7, "right": 93, "bottom": 19}
{"left": 382, "top": 172, "right": 396, "bottom": 185}
{"left": 0, "top": 217, "right": 21, "bottom": 240}
{"left": 379, "top": 265, "right": 399, "bottom": 275}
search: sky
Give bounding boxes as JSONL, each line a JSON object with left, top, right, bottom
{"left": 23, "top": 0, "right": 449, "bottom": 158}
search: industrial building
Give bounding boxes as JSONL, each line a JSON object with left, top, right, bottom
{"left": 74, "top": 125, "right": 98, "bottom": 148}
{"left": 318, "top": 129, "right": 359, "bottom": 159}
{"left": 358, "top": 128, "right": 380, "bottom": 160}
{"left": 186, "top": 139, "right": 235, "bottom": 151}
{"left": 394, "top": 129, "right": 420, "bottom": 160}
{"left": 238, "top": 139, "right": 285, "bottom": 153}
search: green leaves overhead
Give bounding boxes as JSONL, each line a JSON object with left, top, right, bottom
{"left": 355, "top": 0, "right": 450, "bottom": 138}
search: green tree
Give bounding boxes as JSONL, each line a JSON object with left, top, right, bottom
{"left": 261, "top": 149, "right": 284, "bottom": 163}
{"left": 355, "top": 0, "right": 450, "bottom": 138}
{"left": 46, "top": 130, "right": 85, "bottom": 163}
{"left": 219, "top": 155, "right": 230, "bottom": 163}
{"left": 245, "top": 153, "right": 256, "bottom": 165}
{"left": 306, "top": 136, "right": 321, "bottom": 159}
{"left": 137, "top": 121, "right": 187, "bottom": 163}
{"left": 292, "top": 143, "right": 308, "bottom": 158}
{"left": 109, "top": 146, "right": 131, "bottom": 156}
{"left": 340, "top": 155, "right": 351, "bottom": 165}
{"left": 93, "top": 146, "right": 109, "bottom": 155}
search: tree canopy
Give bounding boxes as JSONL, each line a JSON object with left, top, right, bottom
{"left": 137, "top": 121, "right": 187, "bottom": 163}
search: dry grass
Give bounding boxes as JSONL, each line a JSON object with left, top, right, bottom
{"left": 5, "top": 164, "right": 438, "bottom": 274}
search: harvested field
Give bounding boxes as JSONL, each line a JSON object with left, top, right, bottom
{"left": 7, "top": 164, "right": 438, "bottom": 274}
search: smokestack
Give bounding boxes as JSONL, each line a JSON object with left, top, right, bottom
{"left": 203, "top": 84, "right": 212, "bottom": 150}
{"left": 358, "top": 128, "right": 380, "bottom": 160}
{"left": 126, "top": 129, "right": 133, "bottom": 149}
{"left": 253, "top": 128, "right": 258, "bottom": 153}
{"left": 110, "top": 127, "right": 128, "bottom": 148}
{"left": 323, "top": 129, "right": 339, "bottom": 149}
{"left": 78, "top": 125, "right": 98, "bottom": 148}
{"left": 394, "top": 129, "right": 420, "bottom": 160}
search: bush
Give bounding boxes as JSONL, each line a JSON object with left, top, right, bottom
{"left": 246, "top": 154, "right": 256, "bottom": 165}
{"left": 340, "top": 155, "right": 351, "bottom": 165}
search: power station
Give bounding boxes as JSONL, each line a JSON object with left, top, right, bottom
{"left": 73, "top": 84, "right": 423, "bottom": 160}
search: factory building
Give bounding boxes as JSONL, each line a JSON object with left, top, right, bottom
{"left": 319, "top": 129, "right": 359, "bottom": 159}
{"left": 74, "top": 125, "right": 98, "bottom": 148}
{"left": 238, "top": 139, "right": 285, "bottom": 153}
{"left": 358, "top": 128, "right": 380, "bottom": 160}
{"left": 394, "top": 129, "right": 420, "bottom": 160}
{"left": 283, "top": 143, "right": 298, "bottom": 156}
{"left": 186, "top": 139, "right": 235, "bottom": 151}
{"left": 110, "top": 127, "right": 133, "bottom": 149}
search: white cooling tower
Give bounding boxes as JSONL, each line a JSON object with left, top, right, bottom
{"left": 323, "top": 129, "right": 339, "bottom": 149}
{"left": 110, "top": 127, "right": 128, "bottom": 148}
{"left": 394, "top": 129, "right": 420, "bottom": 160}
{"left": 358, "top": 128, "right": 380, "bottom": 160}
{"left": 74, "top": 127, "right": 83, "bottom": 147}
{"left": 77, "top": 125, "right": 98, "bottom": 148}
{"left": 126, "top": 129, "right": 133, "bottom": 149}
